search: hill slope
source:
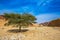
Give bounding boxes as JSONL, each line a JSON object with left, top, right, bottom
{"left": 48, "top": 19, "right": 60, "bottom": 27}
{"left": 39, "top": 19, "right": 60, "bottom": 27}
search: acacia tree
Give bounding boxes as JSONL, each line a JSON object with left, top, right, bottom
{"left": 4, "top": 13, "right": 36, "bottom": 31}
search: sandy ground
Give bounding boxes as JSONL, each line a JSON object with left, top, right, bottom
{"left": 0, "top": 26, "right": 60, "bottom": 40}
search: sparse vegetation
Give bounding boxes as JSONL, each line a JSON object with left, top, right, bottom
{"left": 0, "top": 14, "right": 60, "bottom": 40}
{"left": 4, "top": 13, "right": 37, "bottom": 32}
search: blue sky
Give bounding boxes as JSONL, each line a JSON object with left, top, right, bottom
{"left": 0, "top": 0, "right": 60, "bottom": 23}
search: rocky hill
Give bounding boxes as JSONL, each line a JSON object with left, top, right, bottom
{"left": 48, "top": 19, "right": 60, "bottom": 27}
{"left": 39, "top": 18, "right": 60, "bottom": 27}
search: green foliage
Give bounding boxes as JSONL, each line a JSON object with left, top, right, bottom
{"left": 4, "top": 13, "right": 37, "bottom": 31}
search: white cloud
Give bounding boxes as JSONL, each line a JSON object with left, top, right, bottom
{"left": 36, "top": 13, "right": 60, "bottom": 23}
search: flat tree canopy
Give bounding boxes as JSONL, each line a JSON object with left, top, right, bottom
{"left": 4, "top": 13, "right": 37, "bottom": 31}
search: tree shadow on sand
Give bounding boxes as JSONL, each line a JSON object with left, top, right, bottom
{"left": 7, "top": 29, "right": 28, "bottom": 33}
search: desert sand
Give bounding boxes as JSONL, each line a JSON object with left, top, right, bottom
{"left": 0, "top": 26, "right": 60, "bottom": 40}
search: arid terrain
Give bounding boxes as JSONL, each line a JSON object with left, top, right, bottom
{"left": 0, "top": 16, "right": 60, "bottom": 40}
{"left": 0, "top": 26, "right": 60, "bottom": 40}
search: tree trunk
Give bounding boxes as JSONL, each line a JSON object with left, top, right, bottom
{"left": 19, "top": 26, "right": 21, "bottom": 32}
